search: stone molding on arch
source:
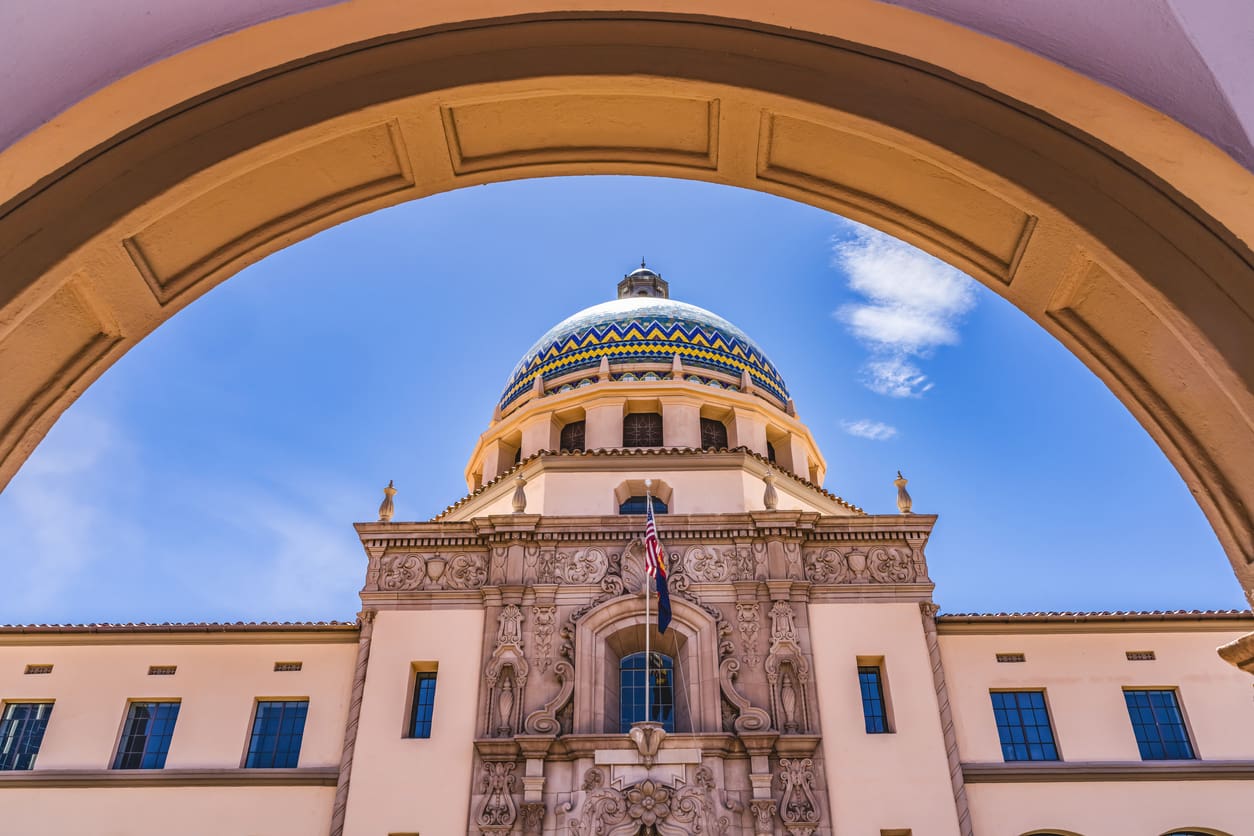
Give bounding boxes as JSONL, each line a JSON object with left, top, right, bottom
{"left": 572, "top": 593, "right": 721, "bottom": 734}
{"left": 0, "top": 12, "right": 1251, "bottom": 659}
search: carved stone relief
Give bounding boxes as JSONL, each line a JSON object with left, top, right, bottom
{"left": 718, "top": 657, "right": 771, "bottom": 733}
{"left": 567, "top": 767, "right": 731, "bottom": 836}
{"left": 376, "top": 552, "right": 488, "bottom": 590}
{"left": 555, "top": 546, "right": 609, "bottom": 584}
{"left": 683, "top": 545, "right": 734, "bottom": 582}
{"left": 523, "top": 660, "right": 574, "bottom": 735}
{"left": 765, "top": 601, "right": 811, "bottom": 734}
{"left": 475, "top": 761, "right": 518, "bottom": 833}
{"left": 485, "top": 604, "right": 529, "bottom": 737}
{"left": 531, "top": 605, "right": 557, "bottom": 672}
{"left": 868, "top": 546, "right": 916, "bottom": 583}
{"left": 520, "top": 802, "right": 545, "bottom": 836}
{"left": 749, "top": 799, "right": 778, "bottom": 836}
{"left": 736, "top": 602, "right": 761, "bottom": 667}
{"left": 803, "top": 545, "right": 918, "bottom": 584}
{"left": 777, "top": 758, "right": 821, "bottom": 835}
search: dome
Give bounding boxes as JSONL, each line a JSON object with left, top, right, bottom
{"left": 499, "top": 293, "right": 790, "bottom": 411}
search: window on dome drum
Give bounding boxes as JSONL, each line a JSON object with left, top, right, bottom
{"left": 1124, "top": 689, "right": 1194, "bottom": 759}
{"left": 620, "top": 652, "right": 674, "bottom": 732}
{"left": 619, "top": 496, "right": 667, "bottom": 515}
{"left": 0, "top": 702, "right": 53, "bottom": 770}
{"left": 700, "top": 417, "right": 728, "bottom": 450}
{"left": 113, "top": 701, "right": 180, "bottom": 769}
{"left": 560, "top": 420, "right": 586, "bottom": 452}
{"left": 767, "top": 441, "right": 777, "bottom": 463}
{"left": 990, "top": 691, "right": 1058, "bottom": 761}
{"left": 409, "top": 671, "right": 438, "bottom": 739}
{"left": 245, "top": 700, "right": 308, "bottom": 768}
{"left": 858, "top": 666, "right": 891, "bottom": 733}
{"left": 623, "top": 412, "right": 663, "bottom": 447}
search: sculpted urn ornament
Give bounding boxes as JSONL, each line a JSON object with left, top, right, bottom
{"left": 894, "top": 470, "right": 913, "bottom": 514}
{"left": 377, "top": 480, "right": 396, "bottom": 522}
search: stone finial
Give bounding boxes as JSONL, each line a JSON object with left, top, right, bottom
{"left": 763, "top": 469, "right": 779, "bottom": 510}
{"left": 671, "top": 353, "right": 683, "bottom": 376}
{"left": 894, "top": 470, "right": 913, "bottom": 514}
{"left": 377, "top": 480, "right": 397, "bottom": 522}
{"left": 533, "top": 373, "right": 545, "bottom": 396}
{"left": 740, "top": 367, "right": 754, "bottom": 393}
{"left": 512, "top": 476, "right": 528, "bottom": 514}
{"left": 598, "top": 356, "right": 611, "bottom": 381}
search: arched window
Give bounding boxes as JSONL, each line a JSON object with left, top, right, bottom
{"left": 623, "top": 412, "right": 663, "bottom": 447}
{"left": 619, "top": 496, "right": 667, "bottom": 515}
{"left": 560, "top": 420, "right": 586, "bottom": 452}
{"left": 700, "top": 417, "right": 728, "bottom": 450}
{"left": 620, "top": 652, "right": 674, "bottom": 732}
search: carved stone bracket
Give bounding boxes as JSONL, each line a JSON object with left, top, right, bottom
{"left": 523, "top": 660, "right": 574, "bottom": 735}
{"left": 520, "top": 802, "right": 545, "bottom": 836}
{"left": 719, "top": 657, "right": 772, "bottom": 733}
{"left": 749, "top": 799, "right": 777, "bottom": 835}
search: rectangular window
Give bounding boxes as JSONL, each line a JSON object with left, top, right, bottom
{"left": 858, "top": 666, "right": 890, "bottom": 733}
{"left": 1124, "top": 689, "right": 1194, "bottom": 760}
{"left": 113, "top": 701, "right": 180, "bottom": 769}
{"left": 0, "top": 703, "right": 53, "bottom": 770}
{"left": 245, "top": 700, "right": 308, "bottom": 768}
{"left": 990, "top": 691, "right": 1059, "bottom": 761}
{"left": 409, "top": 672, "right": 438, "bottom": 738}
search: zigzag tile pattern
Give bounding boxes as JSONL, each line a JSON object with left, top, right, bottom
{"left": 500, "top": 314, "right": 789, "bottom": 409}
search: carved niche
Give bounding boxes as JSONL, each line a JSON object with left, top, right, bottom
{"left": 765, "top": 601, "right": 811, "bottom": 734}
{"left": 484, "top": 604, "right": 529, "bottom": 737}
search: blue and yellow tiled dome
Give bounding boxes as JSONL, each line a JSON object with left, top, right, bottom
{"left": 499, "top": 265, "right": 790, "bottom": 411}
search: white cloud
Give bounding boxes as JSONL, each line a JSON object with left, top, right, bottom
{"left": 833, "top": 225, "right": 977, "bottom": 396}
{"left": 841, "top": 419, "right": 899, "bottom": 441}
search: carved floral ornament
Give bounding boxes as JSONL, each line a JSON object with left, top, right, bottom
{"left": 568, "top": 766, "right": 733, "bottom": 836}
{"left": 802, "top": 545, "right": 918, "bottom": 584}
{"left": 374, "top": 551, "right": 488, "bottom": 591}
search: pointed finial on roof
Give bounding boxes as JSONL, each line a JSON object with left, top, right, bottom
{"left": 378, "top": 480, "right": 397, "bottom": 522}
{"left": 894, "top": 471, "right": 913, "bottom": 514}
{"left": 598, "top": 355, "right": 611, "bottom": 381}
{"left": 642, "top": 257, "right": 647, "bottom": 268}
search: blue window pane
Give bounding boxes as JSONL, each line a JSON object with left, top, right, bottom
{"left": 113, "top": 702, "right": 180, "bottom": 769}
{"left": 618, "top": 496, "right": 667, "bottom": 515}
{"left": 0, "top": 703, "right": 54, "bottom": 771}
{"left": 620, "top": 652, "right": 674, "bottom": 732}
{"left": 410, "top": 672, "right": 438, "bottom": 738}
{"left": 246, "top": 700, "right": 308, "bottom": 768}
{"left": 858, "top": 666, "right": 889, "bottom": 733}
{"left": 1123, "top": 690, "right": 1194, "bottom": 760}
{"left": 989, "top": 691, "right": 1058, "bottom": 762}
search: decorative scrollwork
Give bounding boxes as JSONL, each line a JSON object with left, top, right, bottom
{"left": 532, "top": 605, "right": 556, "bottom": 672}
{"left": 377, "top": 553, "right": 425, "bottom": 590}
{"left": 803, "top": 548, "right": 848, "bottom": 584}
{"left": 683, "top": 545, "right": 734, "bottom": 582}
{"left": 719, "top": 657, "right": 772, "bottom": 733}
{"left": 475, "top": 761, "right": 518, "bottom": 832}
{"left": 524, "top": 660, "right": 574, "bottom": 735}
{"left": 736, "top": 602, "right": 761, "bottom": 667}
{"left": 868, "top": 546, "right": 917, "bottom": 583}
{"left": 778, "top": 758, "right": 821, "bottom": 829}
{"left": 447, "top": 553, "right": 488, "bottom": 589}
{"left": 556, "top": 547, "right": 609, "bottom": 585}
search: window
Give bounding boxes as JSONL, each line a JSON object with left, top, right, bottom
{"left": 0, "top": 703, "right": 53, "bottom": 770}
{"left": 245, "top": 699, "right": 308, "bottom": 768}
{"left": 766, "top": 441, "right": 777, "bottom": 463}
{"left": 1124, "top": 689, "right": 1194, "bottom": 760}
{"left": 619, "top": 496, "right": 667, "bottom": 515}
{"left": 409, "top": 671, "right": 438, "bottom": 738}
{"left": 700, "top": 417, "right": 728, "bottom": 450}
{"left": 113, "top": 701, "right": 180, "bottom": 769}
{"left": 858, "top": 666, "right": 890, "bottom": 733}
{"left": 620, "top": 652, "right": 674, "bottom": 732}
{"left": 623, "top": 412, "right": 662, "bottom": 447}
{"left": 560, "top": 420, "right": 586, "bottom": 452}
{"left": 990, "top": 691, "right": 1058, "bottom": 761}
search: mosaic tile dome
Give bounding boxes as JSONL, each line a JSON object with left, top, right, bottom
{"left": 499, "top": 287, "right": 790, "bottom": 411}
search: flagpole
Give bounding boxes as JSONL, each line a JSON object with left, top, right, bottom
{"left": 644, "top": 478, "right": 652, "bottom": 726}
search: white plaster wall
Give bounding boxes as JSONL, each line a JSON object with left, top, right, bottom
{"left": 0, "top": 639, "right": 356, "bottom": 769}
{"left": 341, "top": 608, "right": 485, "bottom": 836}
{"left": 0, "top": 786, "right": 335, "bottom": 836}
{"left": 940, "top": 629, "right": 1254, "bottom": 763}
{"left": 809, "top": 602, "right": 962, "bottom": 835}
{"left": 966, "top": 780, "right": 1247, "bottom": 836}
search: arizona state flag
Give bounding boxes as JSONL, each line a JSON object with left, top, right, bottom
{"left": 644, "top": 499, "right": 672, "bottom": 633}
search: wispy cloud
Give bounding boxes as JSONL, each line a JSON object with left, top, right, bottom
{"left": 833, "top": 225, "right": 977, "bottom": 397}
{"left": 841, "top": 419, "right": 898, "bottom": 441}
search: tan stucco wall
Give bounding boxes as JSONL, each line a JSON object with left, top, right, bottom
{"left": 0, "top": 786, "right": 335, "bottom": 836}
{"left": 965, "top": 781, "right": 1246, "bottom": 836}
{"left": 0, "top": 639, "right": 355, "bottom": 769}
{"left": 940, "top": 629, "right": 1254, "bottom": 763}
{"left": 810, "top": 602, "right": 962, "bottom": 835}
{"left": 341, "top": 608, "right": 485, "bottom": 836}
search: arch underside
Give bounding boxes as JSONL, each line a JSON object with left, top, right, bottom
{"left": 0, "top": 13, "right": 1251, "bottom": 619}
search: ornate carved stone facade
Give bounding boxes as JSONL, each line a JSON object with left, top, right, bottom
{"left": 357, "top": 511, "right": 935, "bottom": 835}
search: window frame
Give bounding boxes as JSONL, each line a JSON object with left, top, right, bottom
{"left": 243, "top": 698, "right": 309, "bottom": 769}
{"left": 559, "top": 420, "right": 586, "bottom": 452}
{"left": 699, "top": 417, "right": 729, "bottom": 450}
{"left": 989, "top": 689, "right": 1060, "bottom": 762}
{"left": 1123, "top": 687, "right": 1197, "bottom": 760}
{"left": 112, "top": 699, "right": 181, "bottom": 770}
{"left": 618, "top": 495, "right": 667, "bottom": 515}
{"left": 623, "top": 412, "right": 663, "bottom": 447}
{"left": 619, "top": 651, "right": 676, "bottom": 733}
{"left": 857, "top": 664, "right": 892, "bottom": 734}
{"left": 0, "top": 700, "right": 55, "bottom": 771}
{"left": 406, "top": 664, "right": 439, "bottom": 739}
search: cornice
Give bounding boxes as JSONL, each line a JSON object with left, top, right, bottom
{"left": 961, "top": 760, "right": 1254, "bottom": 783}
{"left": 0, "top": 622, "right": 360, "bottom": 646}
{"left": 936, "top": 610, "right": 1254, "bottom": 636}
{"left": 0, "top": 767, "right": 339, "bottom": 788}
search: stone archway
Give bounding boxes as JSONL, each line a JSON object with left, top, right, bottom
{"left": 1, "top": 9, "right": 1251, "bottom": 651}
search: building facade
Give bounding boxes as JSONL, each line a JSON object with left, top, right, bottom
{"left": 1, "top": 267, "right": 1250, "bottom": 836}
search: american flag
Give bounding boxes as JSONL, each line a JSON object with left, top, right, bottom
{"left": 644, "top": 498, "right": 672, "bottom": 633}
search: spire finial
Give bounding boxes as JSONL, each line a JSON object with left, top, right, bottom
{"left": 641, "top": 257, "right": 647, "bottom": 268}
{"left": 378, "top": 480, "right": 397, "bottom": 523}
{"left": 894, "top": 471, "right": 913, "bottom": 514}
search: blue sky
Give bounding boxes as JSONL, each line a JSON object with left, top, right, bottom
{"left": 0, "top": 176, "right": 1243, "bottom": 623}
